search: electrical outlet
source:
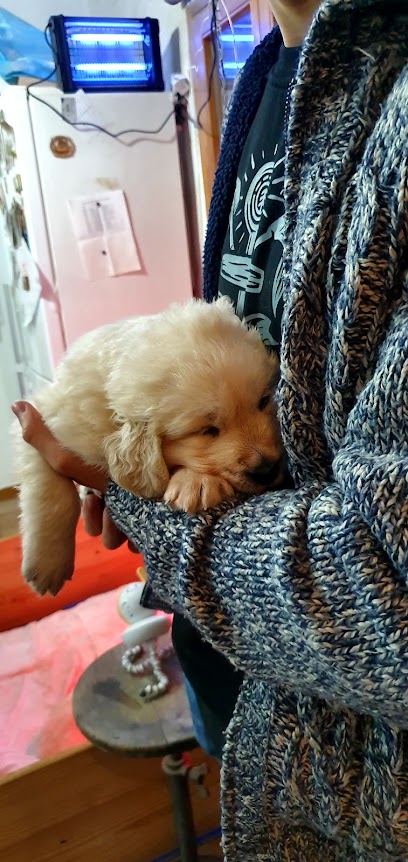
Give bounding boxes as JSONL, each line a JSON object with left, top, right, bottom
{"left": 171, "top": 75, "right": 191, "bottom": 100}
{"left": 61, "top": 97, "right": 77, "bottom": 123}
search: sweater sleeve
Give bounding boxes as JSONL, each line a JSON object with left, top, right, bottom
{"left": 105, "top": 296, "right": 408, "bottom": 728}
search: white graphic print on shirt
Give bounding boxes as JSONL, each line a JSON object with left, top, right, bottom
{"left": 220, "top": 143, "right": 285, "bottom": 348}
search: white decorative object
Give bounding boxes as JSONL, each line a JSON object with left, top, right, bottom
{"left": 119, "top": 580, "right": 173, "bottom": 701}
{"left": 117, "top": 581, "right": 152, "bottom": 624}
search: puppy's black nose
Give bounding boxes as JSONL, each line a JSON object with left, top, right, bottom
{"left": 246, "top": 457, "right": 281, "bottom": 486}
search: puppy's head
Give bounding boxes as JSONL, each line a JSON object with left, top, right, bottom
{"left": 106, "top": 297, "right": 284, "bottom": 500}
{"left": 156, "top": 298, "right": 284, "bottom": 496}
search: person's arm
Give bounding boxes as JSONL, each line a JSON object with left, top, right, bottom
{"left": 104, "top": 295, "right": 408, "bottom": 728}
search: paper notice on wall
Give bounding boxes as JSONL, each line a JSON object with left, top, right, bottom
{"left": 67, "top": 190, "right": 141, "bottom": 281}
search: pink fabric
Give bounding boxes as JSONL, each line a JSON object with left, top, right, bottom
{"left": 0, "top": 588, "right": 128, "bottom": 776}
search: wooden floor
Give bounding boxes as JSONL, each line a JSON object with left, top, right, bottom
{"left": 0, "top": 744, "right": 222, "bottom": 862}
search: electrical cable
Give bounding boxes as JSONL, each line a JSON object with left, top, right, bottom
{"left": 196, "top": 0, "right": 218, "bottom": 130}
{"left": 213, "top": 0, "right": 227, "bottom": 107}
{"left": 219, "top": 0, "right": 238, "bottom": 69}
{"left": 26, "top": 80, "right": 176, "bottom": 141}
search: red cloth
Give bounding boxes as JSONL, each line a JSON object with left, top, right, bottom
{"left": 0, "top": 588, "right": 127, "bottom": 775}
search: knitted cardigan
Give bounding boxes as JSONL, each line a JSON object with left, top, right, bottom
{"left": 106, "top": 1, "right": 408, "bottom": 859}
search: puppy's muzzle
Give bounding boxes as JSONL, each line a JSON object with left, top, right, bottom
{"left": 246, "top": 456, "right": 282, "bottom": 487}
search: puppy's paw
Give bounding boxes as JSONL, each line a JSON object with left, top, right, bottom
{"left": 164, "top": 469, "right": 234, "bottom": 514}
{"left": 198, "top": 474, "right": 235, "bottom": 510}
{"left": 22, "top": 557, "right": 74, "bottom": 596}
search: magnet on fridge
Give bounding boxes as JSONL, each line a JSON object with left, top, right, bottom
{"left": 50, "top": 135, "right": 76, "bottom": 159}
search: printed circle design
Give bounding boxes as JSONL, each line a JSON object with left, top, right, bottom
{"left": 244, "top": 162, "right": 275, "bottom": 235}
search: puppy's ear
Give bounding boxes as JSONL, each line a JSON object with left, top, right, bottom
{"left": 104, "top": 421, "right": 169, "bottom": 499}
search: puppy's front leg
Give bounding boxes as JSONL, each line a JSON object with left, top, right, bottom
{"left": 164, "top": 468, "right": 234, "bottom": 514}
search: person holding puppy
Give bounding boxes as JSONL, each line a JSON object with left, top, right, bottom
{"left": 13, "top": 0, "right": 408, "bottom": 860}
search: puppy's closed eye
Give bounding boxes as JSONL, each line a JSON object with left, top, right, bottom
{"left": 201, "top": 425, "right": 220, "bottom": 438}
{"left": 257, "top": 394, "right": 271, "bottom": 411}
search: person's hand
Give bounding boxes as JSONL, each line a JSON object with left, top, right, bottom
{"left": 12, "top": 401, "right": 138, "bottom": 552}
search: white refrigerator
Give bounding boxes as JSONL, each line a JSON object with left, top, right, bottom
{"left": 0, "top": 83, "right": 192, "bottom": 486}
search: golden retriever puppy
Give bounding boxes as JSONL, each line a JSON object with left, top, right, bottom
{"left": 14, "top": 297, "right": 283, "bottom": 596}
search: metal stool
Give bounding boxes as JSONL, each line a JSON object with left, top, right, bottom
{"left": 73, "top": 644, "right": 220, "bottom": 861}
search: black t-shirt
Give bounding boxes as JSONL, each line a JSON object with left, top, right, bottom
{"left": 218, "top": 44, "right": 300, "bottom": 349}
{"left": 172, "top": 45, "right": 301, "bottom": 749}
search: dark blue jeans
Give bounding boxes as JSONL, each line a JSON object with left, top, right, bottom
{"left": 172, "top": 612, "right": 243, "bottom": 761}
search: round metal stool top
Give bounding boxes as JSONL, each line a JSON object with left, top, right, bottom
{"left": 73, "top": 644, "right": 197, "bottom": 758}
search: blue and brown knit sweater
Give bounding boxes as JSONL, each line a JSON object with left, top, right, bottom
{"left": 106, "top": 1, "right": 408, "bottom": 859}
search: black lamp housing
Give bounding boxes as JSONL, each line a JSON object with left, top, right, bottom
{"left": 47, "top": 15, "right": 165, "bottom": 94}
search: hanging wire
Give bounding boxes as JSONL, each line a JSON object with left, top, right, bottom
{"left": 219, "top": 0, "right": 238, "bottom": 71}
{"left": 196, "top": 0, "right": 218, "bottom": 130}
{"left": 213, "top": 0, "right": 227, "bottom": 113}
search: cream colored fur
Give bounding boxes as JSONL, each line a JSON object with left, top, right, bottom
{"left": 14, "top": 297, "right": 283, "bottom": 596}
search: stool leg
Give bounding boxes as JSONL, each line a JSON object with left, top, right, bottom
{"left": 162, "top": 753, "right": 198, "bottom": 862}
